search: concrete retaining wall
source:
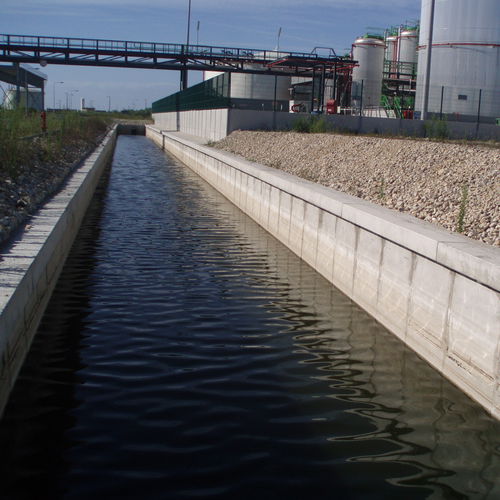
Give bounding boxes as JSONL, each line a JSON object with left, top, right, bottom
{"left": 153, "top": 109, "right": 500, "bottom": 142}
{"left": 153, "top": 109, "right": 229, "bottom": 142}
{"left": 0, "top": 126, "right": 117, "bottom": 418}
{"left": 147, "top": 125, "right": 500, "bottom": 419}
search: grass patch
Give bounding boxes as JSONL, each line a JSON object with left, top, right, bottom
{"left": 423, "top": 116, "right": 449, "bottom": 140}
{"left": 0, "top": 109, "right": 109, "bottom": 177}
{"left": 291, "top": 115, "right": 331, "bottom": 134}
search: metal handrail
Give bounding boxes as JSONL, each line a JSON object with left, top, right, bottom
{"left": 0, "top": 33, "right": 347, "bottom": 64}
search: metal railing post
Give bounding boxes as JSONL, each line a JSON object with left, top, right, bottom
{"left": 360, "top": 79, "right": 364, "bottom": 116}
{"left": 439, "top": 85, "right": 444, "bottom": 120}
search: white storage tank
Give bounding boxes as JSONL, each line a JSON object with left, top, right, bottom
{"left": 385, "top": 34, "right": 399, "bottom": 75}
{"left": 416, "top": 0, "right": 500, "bottom": 121}
{"left": 2, "top": 88, "right": 43, "bottom": 111}
{"left": 351, "top": 35, "right": 386, "bottom": 108}
{"left": 204, "top": 66, "right": 290, "bottom": 103}
{"left": 399, "top": 28, "right": 419, "bottom": 64}
{"left": 230, "top": 73, "right": 290, "bottom": 101}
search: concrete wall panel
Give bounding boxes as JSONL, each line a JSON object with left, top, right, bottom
{"left": 377, "top": 241, "right": 414, "bottom": 340}
{"left": 333, "top": 219, "right": 357, "bottom": 297}
{"left": 289, "top": 197, "right": 306, "bottom": 257}
{"left": 277, "top": 191, "right": 292, "bottom": 246}
{"left": 448, "top": 276, "right": 499, "bottom": 378}
{"left": 301, "top": 203, "right": 320, "bottom": 269}
{"left": 353, "top": 230, "right": 383, "bottom": 315}
{"left": 407, "top": 256, "right": 454, "bottom": 350}
{"left": 315, "top": 211, "right": 337, "bottom": 283}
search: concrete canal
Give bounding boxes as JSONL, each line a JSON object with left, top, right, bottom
{"left": 0, "top": 135, "right": 499, "bottom": 499}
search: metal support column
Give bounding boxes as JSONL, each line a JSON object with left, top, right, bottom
{"left": 310, "top": 73, "right": 315, "bottom": 112}
{"left": 333, "top": 63, "right": 337, "bottom": 101}
{"left": 320, "top": 64, "right": 326, "bottom": 112}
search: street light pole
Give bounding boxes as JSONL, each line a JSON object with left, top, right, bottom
{"left": 187, "top": 0, "right": 192, "bottom": 46}
{"left": 69, "top": 89, "right": 78, "bottom": 110}
{"left": 53, "top": 81, "right": 63, "bottom": 109}
{"left": 107, "top": 95, "right": 111, "bottom": 112}
{"left": 181, "top": 0, "right": 192, "bottom": 90}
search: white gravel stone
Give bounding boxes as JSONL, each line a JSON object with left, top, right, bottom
{"left": 214, "top": 131, "right": 500, "bottom": 246}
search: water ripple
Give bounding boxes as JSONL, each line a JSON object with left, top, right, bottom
{"left": 0, "top": 136, "right": 498, "bottom": 500}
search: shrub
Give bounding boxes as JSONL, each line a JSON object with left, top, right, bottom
{"left": 291, "top": 115, "right": 331, "bottom": 134}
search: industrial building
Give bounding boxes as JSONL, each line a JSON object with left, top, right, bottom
{"left": 153, "top": 0, "right": 499, "bottom": 125}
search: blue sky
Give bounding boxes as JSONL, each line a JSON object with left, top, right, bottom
{"left": 1, "top": 0, "right": 421, "bottom": 110}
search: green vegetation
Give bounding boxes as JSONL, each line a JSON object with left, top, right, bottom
{"left": 423, "top": 116, "right": 449, "bottom": 140}
{"left": 291, "top": 115, "right": 331, "bottom": 134}
{"left": 0, "top": 109, "right": 109, "bottom": 177}
{"left": 456, "top": 184, "right": 469, "bottom": 233}
{"left": 102, "top": 108, "right": 152, "bottom": 120}
{"left": 378, "top": 176, "right": 386, "bottom": 201}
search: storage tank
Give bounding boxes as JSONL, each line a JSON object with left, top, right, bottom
{"left": 204, "top": 65, "right": 291, "bottom": 105}
{"left": 2, "top": 88, "right": 43, "bottom": 111}
{"left": 399, "top": 28, "right": 418, "bottom": 64}
{"left": 229, "top": 72, "right": 290, "bottom": 101}
{"left": 351, "top": 35, "right": 386, "bottom": 108}
{"left": 385, "top": 34, "right": 399, "bottom": 76}
{"left": 416, "top": 0, "right": 500, "bottom": 121}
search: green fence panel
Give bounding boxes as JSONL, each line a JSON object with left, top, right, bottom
{"left": 152, "top": 73, "right": 231, "bottom": 113}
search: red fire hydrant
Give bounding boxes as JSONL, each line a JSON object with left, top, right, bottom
{"left": 41, "top": 110, "right": 47, "bottom": 133}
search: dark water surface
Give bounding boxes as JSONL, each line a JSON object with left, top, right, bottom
{"left": 0, "top": 136, "right": 498, "bottom": 500}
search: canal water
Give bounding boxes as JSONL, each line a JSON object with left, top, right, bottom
{"left": 0, "top": 136, "right": 498, "bottom": 499}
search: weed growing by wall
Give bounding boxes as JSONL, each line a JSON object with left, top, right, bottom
{"left": 291, "top": 115, "right": 331, "bottom": 134}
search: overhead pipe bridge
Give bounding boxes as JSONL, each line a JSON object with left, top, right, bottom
{"left": 0, "top": 34, "right": 355, "bottom": 79}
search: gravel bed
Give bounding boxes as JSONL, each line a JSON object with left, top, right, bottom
{"left": 214, "top": 131, "right": 500, "bottom": 246}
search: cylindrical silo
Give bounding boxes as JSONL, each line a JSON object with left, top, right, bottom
{"left": 385, "top": 34, "right": 399, "bottom": 76}
{"left": 229, "top": 71, "right": 290, "bottom": 101}
{"left": 416, "top": 0, "right": 500, "bottom": 121}
{"left": 399, "top": 28, "right": 418, "bottom": 64}
{"left": 204, "top": 65, "right": 290, "bottom": 107}
{"left": 351, "top": 35, "right": 386, "bottom": 109}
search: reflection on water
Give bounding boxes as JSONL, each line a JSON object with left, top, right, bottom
{"left": 0, "top": 136, "right": 498, "bottom": 500}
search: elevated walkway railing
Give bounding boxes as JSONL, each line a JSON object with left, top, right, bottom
{"left": 0, "top": 34, "right": 356, "bottom": 76}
